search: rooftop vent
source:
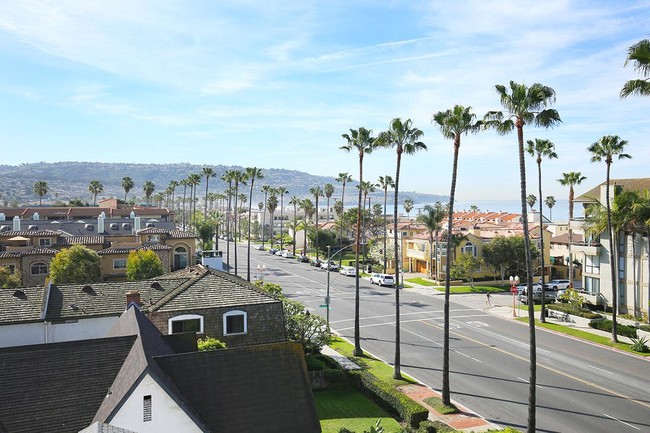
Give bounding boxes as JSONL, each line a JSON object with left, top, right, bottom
{"left": 0, "top": 225, "right": 9, "bottom": 232}
{"left": 85, "top": 224, "right": 94, "bottom": 231}
{"left": 82, "top": 285, "right": 96, "bottom": 295}
{"left": 68, "top": 304, "right": 80, "bottom": 311}
{"left": 150, "top": 282, "right": 163, "bottom": 290}
{"left": 28, "top": 225, "right": 38, "bottom": 230}
{"left": 110, "top": 223, "right": 119, "bottom": 230}
{"left": 122, "top": 223, "right": 131, "bottom": 230}
{"left": 13, "top": 290, "right": 26, "bottom": 300}
{"left": 145, "top": 222, "right": 154, "bottom": 228}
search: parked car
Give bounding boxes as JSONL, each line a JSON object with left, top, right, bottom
{"left": 281, "top": 251, "right": 295, "bottom": 258}
{"left": 296, "top": 254, "right": 310, "bottom": 263}
{"left": 548, "top": 279, "right": 571, "bottom": 291}
{"left": 339, "top": 266, "right": 357, "bottom": 276}
{"left": 370, "top": 273, "right": 395, "bottom": 287}
{"left": 268, "top": 248, "right": 278, "bottom": 255}
{"left": 254, "top": 245, "right": 265, "bottom": 251}
{"left": 518, "top": 287, "right": 556, "bottom": 304}
{"left": 310, "top": 259, "right": 322, "bottom": 267}
{"left": 321, "top": 261, "right": 339, "bottom": 271}
{"left": 275, "top": 249, "right": 286, "bottom": 256}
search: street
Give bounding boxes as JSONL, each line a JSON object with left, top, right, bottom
{"left": 228, "top": 245, "right": 650, "bottom": 432}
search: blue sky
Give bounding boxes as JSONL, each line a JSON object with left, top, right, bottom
{"left": 0, "top": 1, "right": 648, "bottom": 201}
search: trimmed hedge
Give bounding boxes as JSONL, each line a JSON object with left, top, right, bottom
{"left": 589, "top": 319, "right": 638, "bottom": 338}
{"left": 547, "top": 303, "right": 603, "bottom": 320}
{"left": 346, "top": 370, "right": 428, "bottom": 428}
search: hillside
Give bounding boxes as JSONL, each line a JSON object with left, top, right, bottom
{"left": 0, "top": 162, "right": 447, "bottom": 208}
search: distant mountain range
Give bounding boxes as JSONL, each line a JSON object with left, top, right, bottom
{"left": 0, "top": 162, "right": 448, "bottom": 207}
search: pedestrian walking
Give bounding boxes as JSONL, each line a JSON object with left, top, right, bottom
{"left": 486, "top": 292, "right": 492, "bottom": 307}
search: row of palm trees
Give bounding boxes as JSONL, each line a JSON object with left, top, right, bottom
{"left": 32, "top": 178, "right": 156, "bottom": 207}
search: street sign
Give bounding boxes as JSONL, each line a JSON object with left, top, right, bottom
{"left": 510, "top": 286, "right": 518, "bottom": 293}
{"left": 319, "top": 305, "right": 331, "bottom": 310}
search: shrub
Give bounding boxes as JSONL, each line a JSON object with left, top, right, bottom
{"left": 347, "top": 370, "right": 428, "bottom": 428}
{"left": 324, "top": 368, "right": 348, "bottom": 384}
{"left": 306, "top": 354, "right": 328, "bottom": 371}
{"left": 630, "top": 336, "right": 650, "bottom": 353}
{"left": 639, "top": 324, "right": 650, "bottom": 332}
{"left": 589, "top": 320, "right": 638, "bottom": 338}
{"left": 547, "top": 303, "right": 603, "bottom": 320}
{"left": 197, "top": 336, "right": 226, "bottom": 351}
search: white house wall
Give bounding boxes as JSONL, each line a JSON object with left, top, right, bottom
{"left": 0, "top": 322, "right": 45, "bottom": 348}
{"left": 109, "top": 373, "right": 202, "bottom": 433}
{"left": 48, "top": 316, "right": 119, "bottom": 343}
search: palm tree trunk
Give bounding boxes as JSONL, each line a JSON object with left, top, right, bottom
{"left": 280, "top": 195, "right": 284, "bottom": 251}
{"left": 605, "top": 164, "right": 618, "bottom": 342}
{"left": 315, "top": 197, "right": 320, "bottom": 261}
{"left": 247, "top": 182, "right": 254, "bottom": 282}
{"left": 204, "top": 178, "right": 209, "bottom": 217}
{"left": 568, "top": 187, "right": 574, "bottom": 287}
{"left": 354, "top": 154, "right": 363, "bottom": 357}
{"left": 537, "top": 160, "right": 547, "bottom": 323}
{"left": 339, "top": 183, "right": 346, "bottom": 264}
{"left": 383, "top": 186, "right": 388, "bottom": 274}
{"left": 226, "top": 184, "right": 232, "bottom": 273}
{"left": 262, "top": 192, "right": 268, "bottom": 249}
{"left": 393, "top": 150, "right": 402, "bottom": 380}
{"left": 234, "top": 183, "right": 239, "bottom": 277}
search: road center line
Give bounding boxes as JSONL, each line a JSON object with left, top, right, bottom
{"left": 587, "top": 364, "right": 613, "bottom": 375}
{"left": 603, "top": 413, "right": 640, "bottom": 430}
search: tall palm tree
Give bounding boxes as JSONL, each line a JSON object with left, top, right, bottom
{"left": 310, "top": 186, "right": 324, "bottom": 260}
{"left": 33, "top": 181, "right": 48, "bottom": 205}
{"left": 180, "top": 178, "right": 190, "bottom": 228}
{"left": 631, "top": 189, "right": 650, "bottom": 322}
{"left": 324, "top": 183, "right": 335, "bottom": 223}
{"left": 433, "top": 104, "right": 483, "bottom": 406}
{"left": 378, "top": 175, "right": 395, "bottom": 273}
{"left": 403, "top": 198, "right": 414, "bottom": 218}
{"left": 142, "top": 181, "right": 155, "bottom": 207}
{"left": 297, "top": 215, "right": 312, "bottom": 256}
{"left": 359, "top": 181, "right": 376, "bottom": 268}
{"left": 261, "top": 185, "right": 273, "bottom": 249}
{"left": 545, "top": 196, "right": 556, "bottom": 220}
{"left": 202, "top": 167, "right": 216, "bottom": 217}
{"left": 588, "top": 135, "right": 632, "bottom": 343}
{"left": 267, "top": 192, "right": 278, "bottom": 247}
{"left": 377, "top": 117, "right": 427, "bottom": 380}
{"left": 88, "top": 180, "right": 104, "bottom": 206}
{"left": 231, "top": 171, "right": 247, "bottom": 276}
{"left": 188, "top": 173, "right": 202, "bottom": 220}
{"left": 526, "top": 194, "right": 537, "bottom": 212}
{"left": 558, "top": 172, "right": 587, "bottom": 287}
{"left": 276, "top": 186, "right": 288, "bottom": 250}
{"left": 121, "top": 176, "right": 134, "bottom": 204}
{"left": 289, "top": 195, "right": 300, "bottom": 255}
{"left": 336, "top": 172, "right": 353, "bottom": 259}
{"left": 485, "top": 81, "right": 561, "bottom": 432}
{"left": 621, "top": 39, "right": 650, "bottom": 98}
{"left": 416, "top": 203, "right": 446, "bottom": 280}
{"left": 221, "top": 171, "right": 236, "bottom": 273}
{"left": 341, "top": 127, "right": 379, "bottom": 356}
{"left": 238, "top": 193, "right": 247, "bottom": 240}
{"left": 526, "top": 138, "right": 558, "bottom": 322}
{"left": 168, "top": 180, "right": 179, "bottom": 216}
{"left": 245, "top": 167, "right": 263, "bottom": 282}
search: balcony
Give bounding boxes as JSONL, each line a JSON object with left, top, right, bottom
{"left": 406, "top": 248, "right": 428, "bottom": 260}
{"left": 571, "top": 241, "right": 600, "bottom": 256}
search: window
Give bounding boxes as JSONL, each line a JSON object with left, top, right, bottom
{"left": 462, "top": 242, "right": 477, "bottom": 257}
{"left": 584, "top": 276, "right": 600, "bottom": 294}
{"left": 173, "top": 246, "right": 188, "bottom": 269}
{"left": 143, "top": 395, "right": 152, "bottom": 422}
{"left": 223, "top": 310, "right": 247, "bottom": 335}
{"left": 113, "top": 259, "right": 127, "bottom": 270}
{"left": 146, "top": 234, "right": 160, "bottom": 243}
{"left": 168, "top": 314, "right": 204, "bottom": 334}
{"left": 584, "top": 255, "right": 599, "bottom": 274}
{"left": 39, "top": 238, "right": 51, "bottom": 247}
{"left": 30, "top": 262, "right": 48, "bottom": 275}
{"left": 2, "top": 265, "right": 15, "bottom": 273}
{"left": 618, "top": 236, "right": 625, "bottom": 279}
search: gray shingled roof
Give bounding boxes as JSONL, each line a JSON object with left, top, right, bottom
{"left": 56, "top": 235, "right": 105, "bottom": 246}
{"left": 0, "top": 286, "right": 45, "bottom": 324}
{"left": 0, "top": 335, "right": 137, "bottom": 433}
{"left": 97, "top": 243, "right": 171, "bottom": 255}
{"left": 0, "top": 229, "right": 61, "bottom": 238}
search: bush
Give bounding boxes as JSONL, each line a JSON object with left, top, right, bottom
{"left": 639, "top": 324, "right": 650, "bottom": 332}
{"left": 347, "top": 370, "right": 428, "bottom": 428}
{"left": 324, "top": 368, "right": 348, "bottom": 384}
{"left": 630, "top": 336, "right": 650, "bottom": 353}
{"left": 306, "top": 354, "right": 328, "bottom": 371}
{"left": 547, "top": 303, "right": 603, "bottom": 320}
{"left": 589, "top": 319, "right": 638, "bottom": 338}
{"left": 197, "top": 336, "right": 226, "bottom": 351}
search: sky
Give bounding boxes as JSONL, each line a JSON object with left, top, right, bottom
{"left": 0, "top": 1, "right": 648, "bottom": 202}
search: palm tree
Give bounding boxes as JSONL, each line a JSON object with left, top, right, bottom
{"left": 324, "top": 183, "right": 335, "bottom": 223}
{"left": 221, "top": 171, "right": 236, "bottom": 273}
{"left": 403, "top": 198, "right": 414, "bottom": 218}
{"left": 485, "top": 81, "right": 561, "bottom": 432}
{"left": 545, "top": 196, "right": 556, "bottom": 220}
{"left": 121, "top": 177, "right": 134, "bottom": 204}
{"left": 232, "top": 171, "right": 247, "bottom": 276}
{"left": 245, "top": 167, "right": 263, "bottom": 282}
{"left": 276, "top": 186, "right": 288, "bottom": 251}
{"left": 588, "top": 135, "right": 632, "bottom": 342}
{"left": 267, "top": 193, "right": 278, "bottom": 247}
{"left": 433, "top": 104, "right": 483, "bottom": 405}
{"left": 631, "top": 189, "right": 650, "bottom": 322}
{"left": 377, "top": 117, "right": 427, "bottom": 380}
{"left": 238, "top": 193, "right": 247, "bottom": 240}
{"left": 188, "top": 173, "right": 202, "bottom": 220}
{"left": 33, "top": 181, "right": 48, "bottom": 205}
{"left": 297, "top": 215, "right": 312, "bottom": 256}
{"left": 153, "top": 192, "right": 165, "bottom": 207}
{"left": 359, "top": 181, "right": 377, "bottom": 268}
{"left": 558, "top": 172, "right": 587, "bottom": 288}
{"left": 621, "top": 39, "right": 650, "bottom": 98}
{"left": 180, "top": 178, "right": 190, "bottom": 228}
{"left": 142, "top": 181, "right": 155, "bottom": 207}
{"left": 341, "top": 127, "right": 379, "bottom": 356}
{"left": 310, "top": 186, "right": 324, "bottom": 260}
{"left": 168, "top": 180, "right": 179, "bottom": 216}
{"left": 202, "top": 167, "right": 216, "bottom": 217}
{"left": 261, "top": 185, "right": 273, "bottom": 249}
{"left": 88, "top": 180, "right": 104, "bottom": 206}
{"left": 378, "top": 175, "right": 395, "bottom": 273}
{"left": 289, "top": 195, "right": 300, "bottom": 255}
{"left": 526, "top": 194, "right": 537, "bottom": 212}
{"left": 416, "top": 203, "right": 446, "bottom": 280}
{"left": 526, "top": 138, "right": 558, "bottom": 323}
{"left": 336, "top": 172, "right": 354, "bottom": 260}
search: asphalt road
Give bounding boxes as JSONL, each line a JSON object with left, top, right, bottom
{"left": 226, "top": 244, "right": 650, "bottom": 433}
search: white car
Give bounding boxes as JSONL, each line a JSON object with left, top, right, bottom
{"left": 281, "top": 251, "right": 295, "bottom": 258}
{"left": 339, "top": 266, "right": 356, "bottom": 276}
{"left": 370, "top": 273, "right": 395, "bottom": 287}
{"left": 254, "top": 245, "right": 265, "bottom": 251}
{"left": 548, "top": 279, "right": 571, "bottom": 291}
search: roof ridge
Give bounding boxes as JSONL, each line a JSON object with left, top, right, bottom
{"left": 147, "top": 267, "right": 208, "bottom": 312}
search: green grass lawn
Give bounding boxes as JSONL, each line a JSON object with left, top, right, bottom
{"left": 315, "top": 389, "right": 403, "bottom": 433}
{"left": 432, "top": 285, "right": 506, "bottom": 294}
{"left": 405, "top": 277, "right": 440, "bottom": 286}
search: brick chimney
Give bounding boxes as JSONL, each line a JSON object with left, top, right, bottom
{"left": 126, "top": 290, "right": 141, "bottom": 307}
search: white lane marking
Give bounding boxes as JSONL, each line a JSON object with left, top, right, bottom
{"left": 587, "top": 364, "right": 613, "bottom": 375}
{"left": 517, "top": 377, "right": 528, "bottom": 383}
{"left": 400, "top": 327, "right": 482, "bottom": 363}
{"left": 603, "top": 413, "right": 640, "bottom": 430}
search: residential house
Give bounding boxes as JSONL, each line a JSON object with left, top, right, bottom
{"left": 0, "top": 306, "right": 320, "bottom": 433}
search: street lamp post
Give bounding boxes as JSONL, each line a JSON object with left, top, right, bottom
{"left": 323, "top": 243, "right": 358, "bottom": 325}
{"left": 509, "top": 275, "right": 520, "bottom": 317}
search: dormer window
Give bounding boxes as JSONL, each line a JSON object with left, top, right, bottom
{"left": 28, "top": 225, "right": 38, "bottom": 230}
{"left": 146, "top": 222, "right": 154, "bottom": 228}
{"left": 110, "top": 223, "right": 119, "bottom": 230}
{"left": 85, "top": 224, "right": 94, "bottom": 231}
{"left": 0, "top": 225, "right": 9, "bottom": 232}
{"left": 122, "top": 223, "right": 131, "bottom": 230}
{"left": 39, "top": 238, "right": 51, "bottom": 247}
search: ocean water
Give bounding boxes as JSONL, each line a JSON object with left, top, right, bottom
{"left": 408, "top": 199, "right": 574, "bottom": 223}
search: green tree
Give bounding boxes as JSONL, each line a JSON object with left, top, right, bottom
{"left": 260, "top": 185, "right": 273, "bottom": 249}
{"left": 245, "top": 167, "right": 264, "bottom": 281}
{"left": 267, "top": 192, "right": 278, "bottom": 248}
{"left": 309, "top": 186, "right": 324, "bottom": 260}
{"left": 450, "top": 252, "right": 482, "bottom": 287}
{"left": 283, "top": 298, "right": 331, "bottom": 354}
{"left": 197, "top": 337, "right": 226, "bottom": 351}
{"left": 621, "top": 39, "right": 650, "bottom": 98}
{"left": 33, "top": 181, "right": 48, "bottom": 205}
{"left": 192, "top": 213, "right": 216, "bottom": 251}
{"left": 335, "top": 172, "right": 353, "bottom": 260}
{"left": 403, "top": 198, "right": 414, "bottom": 218}
{"left": 485, "top": 80, "right": 561, "bottom": 433}
{"left": 289, "top": 195, "right": 300, "bottom": 255}
{"left": 221, "top": 171, "right": 236, "bottom": 271}
{"left": 377, "top": 117, "right": 427, "bottom": 380}
{"left": 202, "top": 166, "right": 216, "bottom": 217}
{"left": 0, "top": 266, "right": 21, "bottom": 288}
{"left": 433, "top": 104, "right": 483, "bottom": 405}
{"left": 126, "top": 249, "right": 164, "bottom": 280}
{"left": 276, "top": 186, "right": 288, "bottom": 251}
{"left": 378, "top": 175, "right": 394, "bottom": 273}
{"left": 545, "top": 196, "right": 556, "bottom": 220}
{"left": 143, "top": 180, "right": 155, "bottom": 206}
{"left": 416, "top": 203, "right": 446, "bottom": 280}
{"left": 88, "top": 180, "right": 104, "bottom": 206}
{"left": 482, "top": 235, "right": 540, "bottom": 283}
{"left": 121, "top": 176, "right": 134, "bottom": 203}
{"left": 526, "top": 194, "right": 537, "bottom": 211}
{"left": 168, "top": 180, "right": 179, "bottom": 216}
{"left": 324, "top": 183, "right": 335, "bottom": 225}
{"left": 187, "top": 173, "right": 202, "bottom": 219}
{"left": 526, "top": 138, "right": 558, "bottom": 322}
{"left": 50, "top": 244, "right": 101, "bottom": 284}
{"left": 558, "top": 172, "right": 587, "bottom": 288}
{"left": 341, "top": 126, "right": 379, "bottom": 356}
{"left": 587, "top": 135, "right": 632, "bottom": 342}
